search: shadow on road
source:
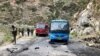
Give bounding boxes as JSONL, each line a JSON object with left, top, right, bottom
{"left": 36, "top": 34, "right": 48, "bottom": 37}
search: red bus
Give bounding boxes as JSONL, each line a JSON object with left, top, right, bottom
{"left": 35, "top": 23, "right": 49, "bottom": 36}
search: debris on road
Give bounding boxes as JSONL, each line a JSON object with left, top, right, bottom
{"left": 83, "top": 36, "right": 100, "bottom": 49}
{"left": 35, "top": 47, "right": 40, "bottom": 50}
{"left": 6, "top": 45, "right": 29, "bottom": 53}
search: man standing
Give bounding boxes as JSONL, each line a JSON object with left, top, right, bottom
{"left": 30, "top": 29, "right": 34, "bottom": 36}
{"left": 11, "top": 25, "right": 17, "bottom": 45}
{"left": 21, "top": 28, "right": 24, "bottom": 36}
{"left": 27, "top": 28, "right": 30, "bottom": 36}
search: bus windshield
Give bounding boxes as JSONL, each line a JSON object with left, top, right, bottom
{"left": 51, "top": 21, "right": 68, "bottom": 31}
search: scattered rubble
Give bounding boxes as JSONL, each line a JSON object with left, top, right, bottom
{"left": 83, "top": 36, "right": 100, "bottom": 49}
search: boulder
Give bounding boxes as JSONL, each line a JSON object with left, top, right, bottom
{"left": 83, "top": 27, "right": 94, "bottom": 35}
{"left": 77, "top": 2, "right": 94, "bottom": 27}
{"left": 70, "top": 29, "right": 77, "bottom": 34}
{"left": 75, "top": 2, "right": 97, "bottom": 36}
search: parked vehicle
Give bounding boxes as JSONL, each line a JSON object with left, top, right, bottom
{"left": 35, "top": 23, "right": 49, "bottom": 36}
{"left": 49, "top": 19, "right": 70, "bottom": 44}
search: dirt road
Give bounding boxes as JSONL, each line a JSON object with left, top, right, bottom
{"left": 0, "top": 36, "right": 100, "bottom": 56}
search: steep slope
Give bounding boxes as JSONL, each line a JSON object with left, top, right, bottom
{"left": 0, "top": 0, "right": 90, "bottom": 24}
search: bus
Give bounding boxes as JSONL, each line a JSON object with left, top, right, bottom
{"left": 49, "top": 19, "right": 70, "bottom": 44}
{"left": 35, "top": 22, "right": 49, "bottom": 36}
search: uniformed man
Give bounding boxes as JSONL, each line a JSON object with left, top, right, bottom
{"left": 27, "top": 28, "right": 30, "bottom": 36}
{"left": 11, "top": 25, "right": 17, "bottom": 44}
{"left": 21, "top": 28, "right": 24, "bottom": 36}
{"left": 30, "top": 29, "right": 33, "bottom": 36}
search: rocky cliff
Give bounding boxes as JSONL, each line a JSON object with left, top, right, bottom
{"left": 71, "top": 0, "right": 100, "bottom": 37}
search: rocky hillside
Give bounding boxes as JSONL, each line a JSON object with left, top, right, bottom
{"left": 70, "top": 0, "right": 100, "bottom": 37}
{"left": 0, "top": 0, "right": 91, "bottom": 24}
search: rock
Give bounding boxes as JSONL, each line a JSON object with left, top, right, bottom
{"left": 77, "top": 13, "right": 90, "bottom": 27}
{"left": 23, "top": 47, "right": 29, "bottom": 50}
{"left": 95, "top": 21, "right": 100, "bottom": 32}
{"left": 78, "top": 2, "right": 93, "bottom": 24}
{"left": 94, "top": 39, "right": 100, "bottom": 43}
{"left": 83, "top": 27, "right": 94, "bottom": 35}
{"left": 35, "top": 47, "right": 39, "bottom": 50}
{"left": 65, "top": 51, "right": 69, "bottom": 53}
{"left": 86, "top": 43, "right": 94, "bottom": 47}
{"left": 78, "top": 40, "right": 82, "bottom": 42}
{"left": 70, "top": 29, "right": 77, "bottom": 34}
{"left": 76, "top": 2, "right": 95, "bottom": 35}
{"left": 77, "top": 6, "right": 93, "bottom": 27}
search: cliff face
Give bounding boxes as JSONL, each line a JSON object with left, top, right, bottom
{"left": 71, "top": 1, "right": 100, "bottom": 37}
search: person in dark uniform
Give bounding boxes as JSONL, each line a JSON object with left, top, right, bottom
{"left": 11, "top": 25, "right": 17, "bottom": 44}
{"left": 30, "top": 29, "right": 33, "bottom": 36}
{"left": 27, "top": 28, "right": 30, "bottom": 36}
{"left": 19, "top": 28, "right": 22, "bottom": 36}
{"left": 21, "top": 28, "right": 24, "bottom": 36}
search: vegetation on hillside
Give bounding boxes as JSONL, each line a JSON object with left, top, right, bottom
{"left": 0, "top": 0, "right": 93, "bottom": 24}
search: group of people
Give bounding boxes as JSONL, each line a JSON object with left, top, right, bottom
{"left": 19, "top": 27, "right": 34, "bottom": 36}
{"left": 11, "top": 25, "right": 34, "bottom": 44}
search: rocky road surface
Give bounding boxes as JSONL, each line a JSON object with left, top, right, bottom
{"left": 0, "top": 36, "right": 100, "bottom": 56}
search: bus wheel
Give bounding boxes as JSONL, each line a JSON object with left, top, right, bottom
{"left": 65, "top": 42, "right": 68, "bottom": 45}
{"left": 36, "top": 33, "right": 39, "bottom": 36}
{"left": 64, "top": 41, "right": 68, "bottom": 45}
{"left": 49, "top": 40, "right": 55, "bottom": 44}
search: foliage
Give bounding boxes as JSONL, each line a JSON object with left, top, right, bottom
{"left": 28, "top": 6, "right": 37, "bottom": 12}
{"left": 47, "top": 1, "right": 66, "bottom": 19}
{"left": 3, "top": 33, "right": 12, "bottom": 42}
{"left": 92, "top": 0, "right": 100, "bottom": 17}
{"left": 0, "top": 25, "right": 12, "bottom": 43}
{"left": 78, "top": 0, "right": 90, "bottom": 10}
{"left": 26, "top": 16, "right": 44, "bottom": 25}
{"left": 70, "top": 32, "right": 78, "bottom": 37}
{"left": 0, "top": 2, "right": 11, "bottom": 11}
{"left": 62, "top": 2, "right": 79, "bottom": 16}
{"left": 0, "top": 1, "right": 23, "bottom": 23}
{"left": 16, "top": 0, "right": 27, "bottom": 4}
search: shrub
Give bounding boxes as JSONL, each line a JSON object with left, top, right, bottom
{"left": 70, "top": 32, "right": 78, "bottom": 37}
{"left": 3, "top": 33, "right": 12, "bottom": 42}
{"left": 16, "top": 0, "right": 27, "bottom": 4}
